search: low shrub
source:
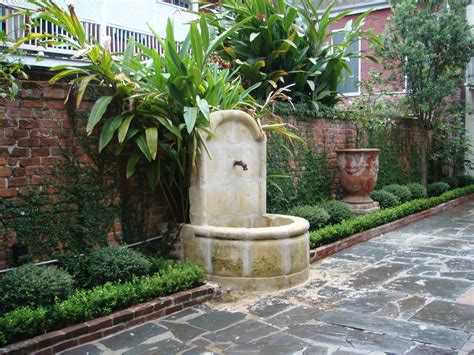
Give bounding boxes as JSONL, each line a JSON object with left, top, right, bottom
{"left": 288, "top": 205, "right": 330, "bottom": 230}
{"left": 0, "top": 261, "right": 204, "bottom": 346}
{"left": 320, "top": 200, "right": 352, "bottom": 224}
{"left": 440, "top": 176, "right": 459, "bottom": 189}
{"left": 406, "top": 183, "right": 427, "bottom": 199}
{"left": 427, "top": 182, "right": 450, "bottom": 197}
{"left": 60, "top": 247, "right": 152, "bottom": 289}
{"left": 370, "top": 190, "right": 400, "bottom": 209}
{"left": 0, "top": 306, "right": 48, "bottom": 345}
{"left": 383, "top": 184, "right": 412, "bottom": 203}
{"left": 0, "top": 264, "right": 74, "bottom": 315}
{"left": 310, "top": 184, "right": 474, "bottom": 248}
{"left": 458, "top": 175, "right": 474, "bottom": 187}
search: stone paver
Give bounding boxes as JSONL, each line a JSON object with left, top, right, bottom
{"left": 61, "top": 201, "right": 474, "bottom": 354}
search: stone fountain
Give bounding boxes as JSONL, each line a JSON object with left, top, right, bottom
{"left": 180, "top": 110, "right": 310, "bottom": 291}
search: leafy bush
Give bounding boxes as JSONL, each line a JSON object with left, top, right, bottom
{"left": 205, "top": 0, "right": 376, "bottom": 104}
{"left": 310, "top": 184, "right": 474, "bottom": 248}
{"left": 0, "top": 264, "right": 74, "bottom": 315}
{"left": 0, "top": 261, "right": 204, "bottom": 346}
{"left": 320, "top": 200, "right": 352, "bottom": 224}
{"left": 383, "top": 184, "right": 412, "bottom": 203}
{"left": 60, "top": 247, "right": 152, "bottom": 289}
{"left": 0, "top": 306, "right": 48, "bottom": 345}
{"left": 406, "top": 183, "right": 427, "bottom": 199}
{"left": 370, "top": 190, "right": 400, "bottom": 209}
{"left": 427, "top": 182, "right": 450, "bottom": 197}
{"left": 457, "top": 175, "right": 474, "bottom": 187}
{"left": 288, "top": 205, "right": 330, "bottom": 230}
{"left": 440, "top": 176, "right": 459, "bottom": 189}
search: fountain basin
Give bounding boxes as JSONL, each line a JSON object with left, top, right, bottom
{"left": 181, "top": 214, "right": 309, "bottom": 292}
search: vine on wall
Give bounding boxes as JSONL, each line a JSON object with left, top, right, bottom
{"left": 366, "top": 124, "right": 422, "bottom": 187}
{"left": 0, "top": 155, "right": 118, "bottom": 263}
{"left": 267, "top": 134, "right": 332, "bottom": 213}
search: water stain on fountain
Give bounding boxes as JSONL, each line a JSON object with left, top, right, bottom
{"left": 181, "top": 110, "right": 310, "bottom": 292}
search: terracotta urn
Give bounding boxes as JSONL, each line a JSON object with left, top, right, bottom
{"left": 336, "top": 148, "right": 380, "bottom": 214}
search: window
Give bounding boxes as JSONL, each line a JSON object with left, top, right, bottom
{"left": 332, "top": 31, "right": 360, "bottom": 95}
{"left": 172, "top": 0, "right": 190, "bottom": 9}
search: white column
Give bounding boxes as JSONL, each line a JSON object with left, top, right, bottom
{"left": 98, "top": 0, "right": 108, "bottom": 45}
{"left": 191, "top": 1, "right": 199, "bottom": 12}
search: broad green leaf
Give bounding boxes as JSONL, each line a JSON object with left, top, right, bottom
{"left": 196, "top": 96, "right": 210, "bottom": 121}
{"left": 76, "top": 74, "right": 97, "bottom": 109}
{"left": 136, "top": 134, "right": 152, "bottom": 161}
{"left": 86, "top": 96, "right": 114, "bottom": 134}
{"left": 190, "top": 22, "right": 203, "bottom": 67}
{"left": 118, "top": 115, "right": 134, "bottom": 144}
{"left": 145, "top": 126, "right": 158, "bottom": 160}
{"left": 126, "top": 151, "right": 141, "bottom": 178}
{"left": 99, "top": 115, "right": 124, "bottom": 152}
{"left": 183, "top": 106, "right": 198, "bottom": 134}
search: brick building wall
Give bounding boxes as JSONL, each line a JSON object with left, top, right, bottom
{"left": 0, "top": 79, "right": 169, "bottom": 268}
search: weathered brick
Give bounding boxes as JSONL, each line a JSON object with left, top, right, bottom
{"left": 110, "top": 309, "right": 134, "bottom": 325}
{"left": 131, "top": 303, "right": 154, "bottom": 318}
{"left": 47, "top": 101, "right": 65, "bottom": 110}
{"left": 22, "top": 100, "right": 46, "bottom": 108}
{"left": 19, "top": 119, "right": 40, "bottom": 129}
{"left": 35, "top": 330, "right": 65, "bottom": 349}
{"left": 9, "top": 176, "right": 29, "bottom": 187}
{"left": 0, "top": 188, "right": 17, "bottom": 197}
{"left": 11, "top": 148, "right": 30, "bottom": 158}
{"left": 0, "top": 167, "right": 12, "bottom": 177}
{"left": 86, "top": 317, "right": 112, "bottom": 333}
{"left": 164, "top": 304, "right": 183, "bottom": 315}
{"left": 77, "top": 331, "right": 103, "bottom": 345}
{"left": 18, "top": 138, "right": 41, "bottom": 147}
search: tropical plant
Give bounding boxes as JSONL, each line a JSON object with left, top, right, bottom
{"left": 202, "top": 0, "right": 378, "bottom": 106}
{"left": 5, "top": 0, "right": 265, "bottom": 222}
{"left": 0, "top": 30, "right": 27, "bottom": 100}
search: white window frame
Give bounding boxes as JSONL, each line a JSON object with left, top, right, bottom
{"left": 331, "top": 29, "right": 361, "bottom": 96}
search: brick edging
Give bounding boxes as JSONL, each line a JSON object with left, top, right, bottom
{"left": 310, "top": 193, "right": 474, "bottom": 263}
{"left": 0, "top": 283, "right": 220, "bottom": 355}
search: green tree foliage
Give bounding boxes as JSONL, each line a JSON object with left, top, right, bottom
{"left": 203, "top": 0, "right": 378, "bottom": 105}
{"left": 374, "top": 0, "right": 474, "bottom": 185}
{"left": 0, "top": 30, "right": 27, "bottom": 100}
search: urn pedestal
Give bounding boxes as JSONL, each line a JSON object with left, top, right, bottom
{"left": 336, "top": 148, "right": 380, "bottom": 215}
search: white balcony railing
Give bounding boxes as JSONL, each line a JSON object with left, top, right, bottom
{"left": 0, "top": 0, "right": 197, "bottom": 65}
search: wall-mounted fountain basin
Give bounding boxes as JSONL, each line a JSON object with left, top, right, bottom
{"left": 180, "top": 110, "right": 310, "bottom": 291}
{"left": 181, "top": 214, "right": 309, "bottom": 292}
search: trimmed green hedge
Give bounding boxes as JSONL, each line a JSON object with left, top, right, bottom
{"left": 310, "top": 185, "right": 474, "bottom": 248}
{"left": 0, "top": 260, "right": 204, "bottom": 346}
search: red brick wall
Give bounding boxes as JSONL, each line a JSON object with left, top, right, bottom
{"left": 0, "top": 80, "right": 169, "bottom": 268}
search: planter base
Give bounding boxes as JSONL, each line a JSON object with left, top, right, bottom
{"left": 346, "top": 201, "right": 380, "bottom": 215}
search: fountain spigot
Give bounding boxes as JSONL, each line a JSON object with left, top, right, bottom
{"left": 233, "top": 160, "right": 248, "bottom": 171}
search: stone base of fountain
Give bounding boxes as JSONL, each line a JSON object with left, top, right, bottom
{"left": 181, "top": 214, "right": 309, "bottom": 292}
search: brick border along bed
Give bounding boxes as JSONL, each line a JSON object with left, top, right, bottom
{"left": 0, "top": 284, "right": 220, "bottom": 355}
{"left": 310, "top": 193, "right": 474, "bottom": 263}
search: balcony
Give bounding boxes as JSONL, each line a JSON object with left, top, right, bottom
{"left": 0, "top": 0, "right": 197, "bottom": 66}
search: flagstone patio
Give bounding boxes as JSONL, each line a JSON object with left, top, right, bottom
{"left": 61, "top": 201, "right": 474, "bottom": 354}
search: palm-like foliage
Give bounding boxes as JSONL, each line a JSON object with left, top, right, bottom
{"left": 202, "top": 0, "right": 378, "bottom": 106}
{"left": 5, "top": 0, "right": 258, "bottom": 222}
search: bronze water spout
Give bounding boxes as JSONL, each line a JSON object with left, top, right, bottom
{"left": 233, "top": 160, "right": 248, "bottom": 171}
